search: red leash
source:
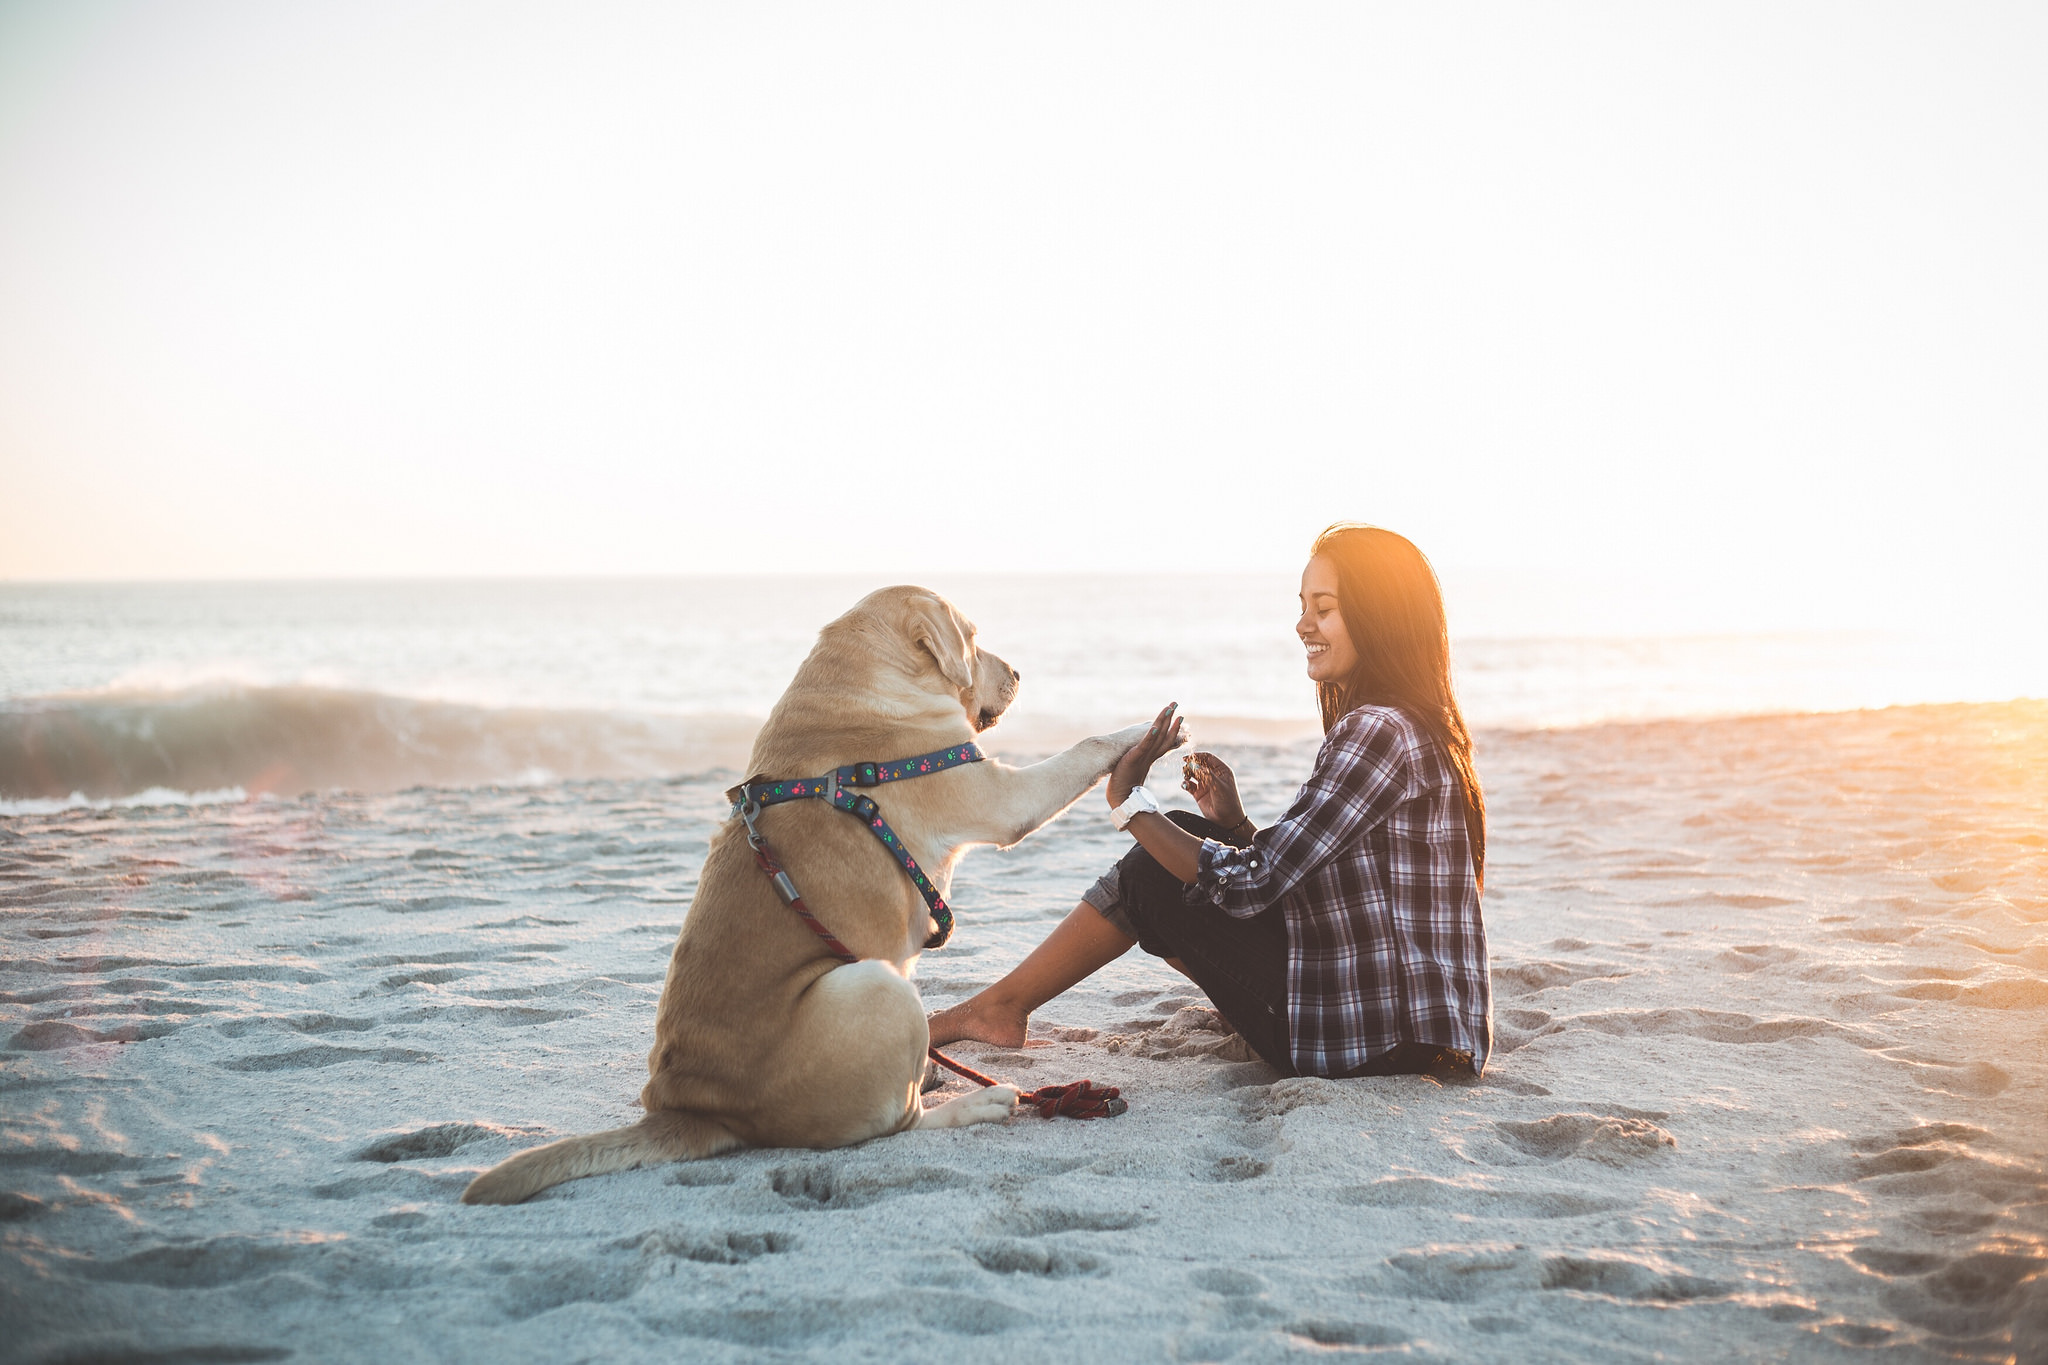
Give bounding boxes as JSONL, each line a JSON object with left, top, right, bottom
{"left": 743, "top": 819, "right": 1125, "bottom": 1121}
{"left": 924, "top": 1044, "right": 1125, "bottom": 1120}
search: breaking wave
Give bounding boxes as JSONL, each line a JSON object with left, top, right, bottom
{"left": 0, "top": 685, "right": 763, "bottom": 801}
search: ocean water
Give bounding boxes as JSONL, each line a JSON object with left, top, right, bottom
{"left": 3, "top": 575, "right": 2044, "bottom": 804}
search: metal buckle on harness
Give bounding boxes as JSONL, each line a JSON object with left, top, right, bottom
{"left": 736, "top": 798, "right": 802, "bottom": 904}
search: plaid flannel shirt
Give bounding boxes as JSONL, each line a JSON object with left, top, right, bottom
{"left": 1190, "top": 704, "right": 1491, "bottom": 1077}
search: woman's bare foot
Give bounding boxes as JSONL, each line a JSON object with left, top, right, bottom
{"left": 927, "top": 993, "right": 1030, "bottom": 1050}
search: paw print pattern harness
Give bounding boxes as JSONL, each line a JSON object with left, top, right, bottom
{"left": 726, "top": 742, "right": 984, "bottom": 953}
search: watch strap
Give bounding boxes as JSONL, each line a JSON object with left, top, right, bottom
{"left": 1110, "top": 786, "right": 1161, "bottom": 831}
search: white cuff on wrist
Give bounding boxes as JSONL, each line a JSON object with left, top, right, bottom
{"left": 1110, "top": 786, "right": 1161, "bottom": 831}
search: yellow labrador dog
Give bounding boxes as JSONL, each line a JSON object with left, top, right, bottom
{"left": 462, "top": 586, "right": 1147, "bottom": 1204}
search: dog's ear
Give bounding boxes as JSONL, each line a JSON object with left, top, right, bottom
{"left": 907, "top": 594, "right": 975, "bottom": 693}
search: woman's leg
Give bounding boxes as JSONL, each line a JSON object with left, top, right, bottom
{"left": 926, "top": 900, "right": 1135, "bottom": 1048}
{"left": 1112, "top": 827, "right": 1295, "bottom": 1075}
{"left": 927, "top": 811, "right": 1253, "bottom": 1051}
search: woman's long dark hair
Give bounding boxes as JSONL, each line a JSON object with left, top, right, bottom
{"left": 1309, "top": 524, "right": 1485, "bottom": 888}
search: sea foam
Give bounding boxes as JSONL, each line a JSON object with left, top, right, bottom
{"left": 0, "top": 685, "right": 758, "bottom": 800}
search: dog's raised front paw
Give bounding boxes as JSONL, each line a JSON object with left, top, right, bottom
{"left": 1104, "top": 722, "right": 1152, "bottom": 755}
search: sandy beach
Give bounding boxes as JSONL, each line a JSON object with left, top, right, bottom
{"left": 3, "top": 699, "right": 2043, "bottom": 1363}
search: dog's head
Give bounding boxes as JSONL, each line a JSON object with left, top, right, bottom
{"left": 860, "top": 586, "right": 1020, "bottom": 732}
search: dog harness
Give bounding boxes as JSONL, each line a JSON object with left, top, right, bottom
{"left": 725, "top": 741, "right": 1125, "bottom": 1120}
{"left": 726, "top": 742, "right": 985, "bottom": 951}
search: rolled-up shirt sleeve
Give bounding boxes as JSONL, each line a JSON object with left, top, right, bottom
{"left": 1190, "top": 709, "right": 1423, "bottom": 919}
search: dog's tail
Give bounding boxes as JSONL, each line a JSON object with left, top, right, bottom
{"left": 460, "top": 1110, "right": 741, "bottom": 1206}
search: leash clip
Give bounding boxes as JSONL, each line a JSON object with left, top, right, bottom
{"left": 737, "top": 797, "right": 766, "bottom": 852}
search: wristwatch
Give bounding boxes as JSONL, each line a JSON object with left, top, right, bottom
{"left": 1110, "top": 786, "right": 1161, "bottom": 831}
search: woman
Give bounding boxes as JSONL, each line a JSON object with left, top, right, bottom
{"left": 928, "top": 524, "right": 1491, "bottom": 1079}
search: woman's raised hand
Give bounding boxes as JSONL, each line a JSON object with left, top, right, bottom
{"left": 1181, "top": 750, "right": 1244, "bottom": 828}
{"left": 1108, "top": 703, "right": 1186, "bottom": 807}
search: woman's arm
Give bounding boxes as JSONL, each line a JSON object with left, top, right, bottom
{"left": 1106, "top": 704, "right": 1205, "bottom": 882}
{"left": 1196, "top": 708, "right": 1422, "bottom": 918}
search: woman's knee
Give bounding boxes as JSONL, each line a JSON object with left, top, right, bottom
{"left": 1166, "top": 810, "right": 1234, "bottom": 840}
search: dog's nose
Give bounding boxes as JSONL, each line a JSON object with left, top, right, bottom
{"left": 1011, "top": 667, "right": 1021, "bottom": 682}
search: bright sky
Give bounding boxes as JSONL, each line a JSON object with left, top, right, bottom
{"left": 0, "top": 2, "right": 2041, "bottom": 630}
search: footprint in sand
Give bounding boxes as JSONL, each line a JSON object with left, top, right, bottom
{"left": 623, "top": 1227, "right": 796, "bottom": 1264}
{"left": 1849, "top": 1121, "right": 1991, "bottom": 1178}
{"left": 1538, "top": 1255, "right": 1736, "bottom": 1302}
{"left": 768, "top": 1163, "right": 970, "bottom": 1210}
{"left": 1845, "top": 1124, "right": 2046, "bottom": 1208}
{"left": 68, "top": 1234, "right": 330, "bottom": 1290}
{"left": 1384, "top": 1244, "right": 1543, "bottom": 1300}
{"left": 987, "top": 1206, "right": 1149, "bottom": 1237}
{"left": 1204, "top": 1154, "right": 1270, "bottom": 1182}
{"left": 354, "top": 1122, "right": 534, "bottom": 1163}
{"left": 971, "top": 1239, "right": 1103, "bottom": 1277}
{"left": 1236, "top": 1076, "right": 1340, "bottom": 1119}
{"left": 1196, "top": 1117, "right": 1288, "bottom": 1183}
{"left": 497, "top": 1254, "right": 650, "bottom": 1320}
{"left": 1490, "top": 1113, "right": 1677, "bottom": 1166}
{"left": 1285, "top": 1319, "right": 1409, "bottom": 1350}
{"left": 1842, "top": 1224, "right": 2048, "bottom": 1345}
{"left": 1835, "top": 1118, "right": 2048, "bottom": 1350}
{"left": 1187, "top": 1121, "right": 1277, "bottom": 1186}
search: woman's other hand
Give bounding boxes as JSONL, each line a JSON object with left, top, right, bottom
{"left": 1108, "top": 703, "right": 1186, "bottom": 807}
{"left": 1181, "top": 750, "right": 1244, "bottom": 828}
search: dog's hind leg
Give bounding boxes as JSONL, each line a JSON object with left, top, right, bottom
{"left": 460, "top": 1109, "right": 740, "bottom": 1206}
{"left": 752, "top": 959, "right": 984, "bottom": 1147}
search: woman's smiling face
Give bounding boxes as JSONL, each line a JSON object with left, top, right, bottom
{"left": 1298, "top": 554, "right": 1360, "bottom": 684}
